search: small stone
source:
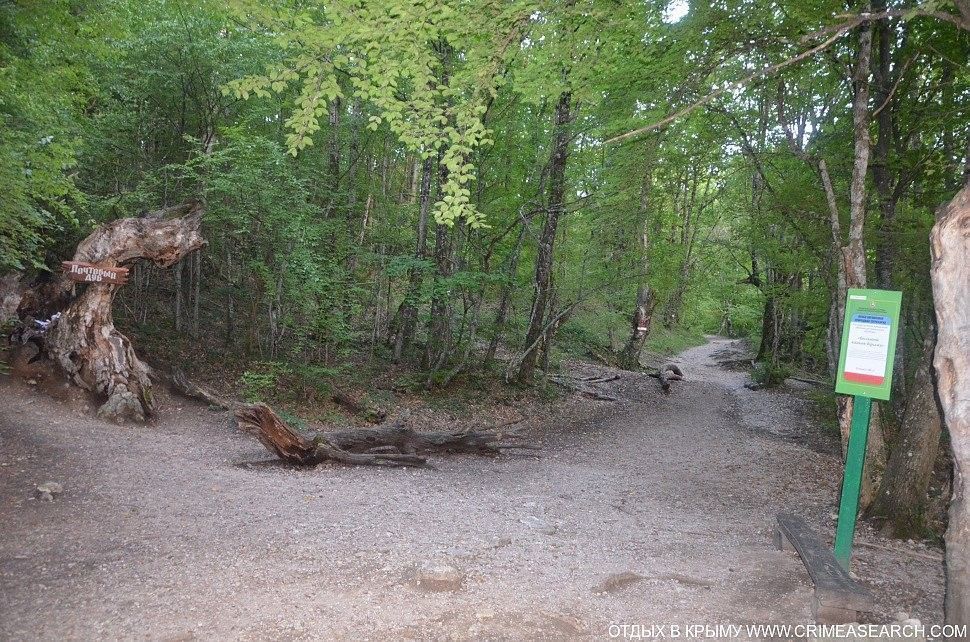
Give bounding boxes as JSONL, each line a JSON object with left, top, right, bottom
{"left": 592, "top": 571, "right": 645, "bottom": 594}
{"left": 475, "top": 609, "right": 495, "bottom": 620}
{"left": 895, "top": 611, "right": 909, "bottom": 622}
{"left": 414, "top": 561, "right": 463, "bottom": 592}
{"left": 36, "top": 482, "right": 64, "bottom": 499}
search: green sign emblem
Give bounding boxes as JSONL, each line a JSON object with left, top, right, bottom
{"left": 835, "top": 288, "right": 902, "bottom": 401}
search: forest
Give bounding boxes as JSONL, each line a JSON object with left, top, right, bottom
{"left": 1, "top": 0, "right": 970, "bottom": 635}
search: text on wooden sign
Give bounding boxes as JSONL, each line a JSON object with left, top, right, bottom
{"left": 62, "top": 261, "right": 129, "bottom": 285}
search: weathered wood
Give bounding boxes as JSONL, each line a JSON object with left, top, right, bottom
{"left": 33, "top": 201, "right": 206, "bottom": 422}
{"left": 654, "top": 363, "right": 685, "bottom": 394}
{"left": 168, "top": 367, "right": 236, "bottom": 411}
{"left": 775, "top": 513, "right": 874, "bottom": 624}
{"left": 930, "top": 183, "right": 970, "bottom": 626}
{"left": 234, "top": 403, "right": 538, "bottom": 468}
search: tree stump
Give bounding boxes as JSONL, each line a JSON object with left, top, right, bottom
{"left": 29, "top": 202, "right": 206, "bottom": 422}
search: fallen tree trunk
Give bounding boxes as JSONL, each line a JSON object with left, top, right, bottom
{"left": 649, "top": 363, "right": 684, "bottom": 394}
{"left": 930, "top": 184, "right": 970, "bottom": 626}
{"left": 234, "top": 403, "right": 538, "bottom": 468}
{"left": 23, "top": 201, "right": 206, "bottom": 422}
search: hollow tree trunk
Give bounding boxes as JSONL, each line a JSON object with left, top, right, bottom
{"left": 518, "top": 90, "right": 573, "bottom": 383}
{"left": 42, "top": 202, "right": 206, "bottom": 422}
{"left": 865, "top": 325, "right": 943, "bottom": 538}
{"left": 930, "top": 184, "right": 970, "bottom": 626}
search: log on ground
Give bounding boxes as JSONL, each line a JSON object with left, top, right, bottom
{"left": 234, "top": 403, "right": 538, "bottom": 468}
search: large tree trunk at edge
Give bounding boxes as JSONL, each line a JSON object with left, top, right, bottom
{"left": 41, "top": 202, "right": 205, "bottom": 422}
{"left": 930, "top": 184, "right": 970, "bottom": 627}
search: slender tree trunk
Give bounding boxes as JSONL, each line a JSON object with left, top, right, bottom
{"left": 930, "top": 184, "right": 970, "bottom": 626}
{"left": 485, "top": 222, "right": 527, "bottom": 364}
{"left": 833, "top": 18, "right": 887, "bottom": 512}
{"left": 619, "top": 140, "right": 657, "bottom": 370}
{"left": 328, "top": 97, "right": 341, "bottom": 191}
{"left": 392, "top": 155, "right": 434, "bottom": 362}
{"left": 517, "top": 90, "right": 573, "bottom": 382}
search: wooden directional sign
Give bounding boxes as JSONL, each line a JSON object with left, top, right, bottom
{"left": 62, "top": 261, "right": 129, "bottom": 285}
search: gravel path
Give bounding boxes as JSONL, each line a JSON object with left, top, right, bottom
{"left": 0, "top": 337, "right": 944, "bottom": 640}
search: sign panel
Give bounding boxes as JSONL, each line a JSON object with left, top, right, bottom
{"left": 62, "top": 261, "right": 129, "bottom": 285}
{"left": 835, "top": 288, "right": 902, "bottom": 400}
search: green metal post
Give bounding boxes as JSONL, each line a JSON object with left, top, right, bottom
{"left": 833, "top": 395, "right": 872, "bottom": 570}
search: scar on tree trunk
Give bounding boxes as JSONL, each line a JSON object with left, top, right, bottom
{"left": 20, "top": 201, "right": 206, "bottom": 423}
{"left": 235, "top": 403, "right": 539, "bottom": 468}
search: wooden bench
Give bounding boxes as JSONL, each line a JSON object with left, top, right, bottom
{"left": 775, "top": 513, "right": 875, "bottom": 623}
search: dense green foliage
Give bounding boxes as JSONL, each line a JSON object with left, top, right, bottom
{"left": 1, "top": 0, "right": 967, "bottom": 413}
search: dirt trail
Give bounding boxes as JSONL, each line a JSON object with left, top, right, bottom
{"left": 0, "top": 337, "right": 943, "bottom": 640}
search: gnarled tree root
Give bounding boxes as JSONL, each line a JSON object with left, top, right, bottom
{"left": 234, "top": 403, "right": 538, "bottom": 468}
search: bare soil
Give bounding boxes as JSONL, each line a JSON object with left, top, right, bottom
{"left": 0, "top": 337, "right": 944, "bottom": 640}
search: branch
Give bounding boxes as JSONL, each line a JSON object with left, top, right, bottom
{"left": 606, "top": 8, "right": 969, "bottom": 145}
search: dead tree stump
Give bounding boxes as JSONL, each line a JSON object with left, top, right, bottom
{"left": 29, "top": 202, "right": 206, "bottom": 422}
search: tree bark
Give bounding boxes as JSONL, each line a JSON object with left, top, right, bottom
{"left": 392, "top": 155, "right": 434, "bottom": 362}
{"left": 235, "top": 403, "right": 536, "bottom": 468}
{"left": 40, "top": 202, "right": 206, "bottom": 422}
{"left": 518, "top": 90, "right": 573, "bottom": 382}
{"left": 834, "top": 18, "right": 888, "bottom": 513}
{"left": 618, "top": 140, "right": 658, "bottom": 370}
{"left": 930, "top": 184, "right": 970, "bottom": 626}
{"left": 865, "top": 325, "right": 943, "bottom": 538}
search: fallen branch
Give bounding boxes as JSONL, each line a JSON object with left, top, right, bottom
{"left": 331, "top": 386, "right": 387, "bottom": 423}
{"left": 548, "top": 375, "right": 618, "bottom": 401}
{"left": 650, "top": 364, "right": 685, "bottom": 395}
{"left": 168, "top": 367, "right": 237, "bottom": 410}
{"left": 234, "top": 403, "right": 538, "bottom": 468}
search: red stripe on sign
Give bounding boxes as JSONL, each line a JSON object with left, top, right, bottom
{"left": 844, "top": 372, "right": 885, "bottom": 386}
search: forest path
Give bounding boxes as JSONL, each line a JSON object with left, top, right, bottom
{"left": 0, "top": 337, "right": 943, "bottom": 640}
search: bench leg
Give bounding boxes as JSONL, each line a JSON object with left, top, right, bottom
{"left": 775, "top": 527, "right": 797, "bottom": 553}
{"left": 813, "top": 596, "right": 861, "bottom": 624}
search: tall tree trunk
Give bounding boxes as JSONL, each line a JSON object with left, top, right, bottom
{"left": 517, "top": 90, "right": 572, "bottom": 382}
{"left": 485, "top": 222, "right": 527, "bottom": 365}
{"left": 328, "top": 96, "right": 342, "bottom": 190}
{"left": 833, "top": 18, "right": 887, "bottom": 513}
{"left": 392, "top": 155, "right": 434, "bottom": 362}
{"left": 423, "top": 218, "right": 456, "bottom": 374}
{"left": 865, "top": 325, "right": 943, "bottom": 537}
{"left": 930, "top": 184, "right": 970, "bottom": 626}
{"left": 618, "top": 140, "right": 657, "bottom": 370}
